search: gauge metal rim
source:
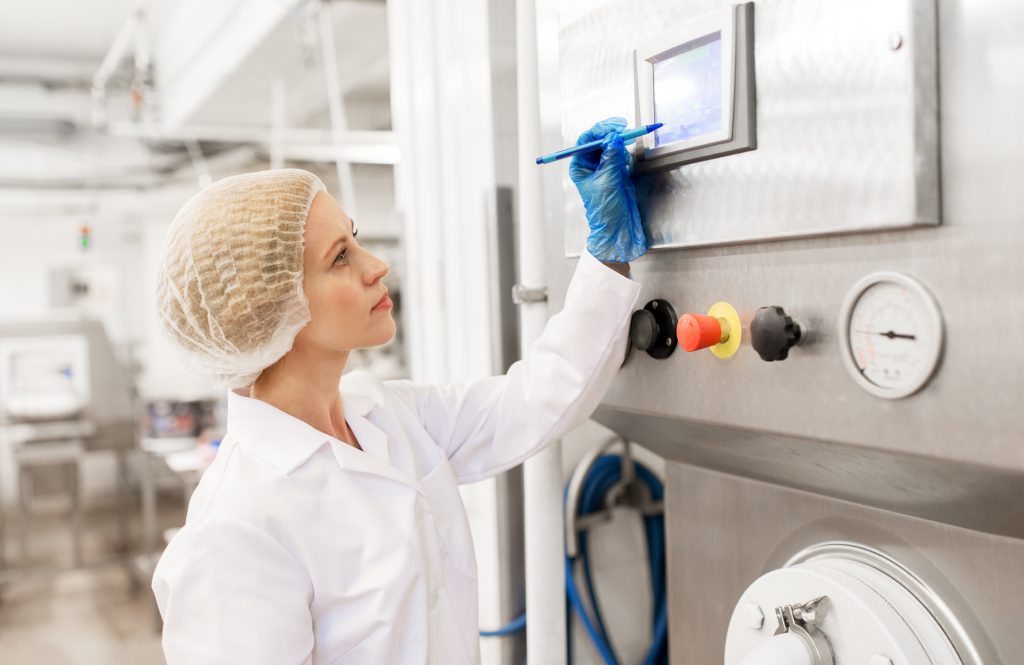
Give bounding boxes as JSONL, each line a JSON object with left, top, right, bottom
{"left": 837, "top": 271, "right": 944, "bottom": 399}
{"left": 786, "top": 541, "right": 982, "bottom": 665}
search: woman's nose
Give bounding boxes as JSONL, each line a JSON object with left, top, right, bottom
{"left": 364, "top": 252, "right": 390, "bottom": 284}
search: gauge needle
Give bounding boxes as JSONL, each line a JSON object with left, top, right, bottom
{"left": 854, "top": 329, "right": 917, "bottom": 341}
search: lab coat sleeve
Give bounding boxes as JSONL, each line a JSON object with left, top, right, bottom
{"left": 152, "top": 517, "right": 315, "bottom": 665}
{"left": 386, "top": 250, "right": 641, "bottom": 484}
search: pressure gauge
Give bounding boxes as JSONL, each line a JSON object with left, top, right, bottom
{"left": 839, "top": 272, "right": 944, "bottom": 399}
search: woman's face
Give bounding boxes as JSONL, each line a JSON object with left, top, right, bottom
{"left": 293, "top": 191, "right": 395, "bottom": 354}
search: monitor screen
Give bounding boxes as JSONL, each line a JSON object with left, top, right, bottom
{"left": 653, "top": 32, "right": 723, "bottom": 147}
{"left": 4, "top": 341, "right": 85, "bottom": 396}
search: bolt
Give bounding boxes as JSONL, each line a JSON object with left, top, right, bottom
{"left": 742, "top": 603, "right": 764, "bottom": 630}
{"left": 889, "top": 33, "right": 903, "bottom": 50}
{"left": 869, "top": 656, "right": 893, "bottom": 665}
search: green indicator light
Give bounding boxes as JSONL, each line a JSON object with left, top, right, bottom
{"left": 80, "top": 236, "right": 90, "bottom": 249}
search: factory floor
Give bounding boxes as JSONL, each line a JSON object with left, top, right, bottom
{"left": 0, "top": 499, "right": 183, "bottom": 665}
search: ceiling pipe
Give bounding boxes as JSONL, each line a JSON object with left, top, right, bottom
{"left": 0, "top": 56, "right": 97, "bottom": 89}
{"left": 183, "top": 139, "right": 213, "bottom": 188}
{"left": 105, "top": 122, "right": 400, "bottom": 165}
{"left": 106, "top": 121, "right": 396, "bottom": 145}
{"left": 317, "top": 0, "right": 360, "bottom": 219}
{"left": 92, "top": 0, "right": 150, "bottom": 131}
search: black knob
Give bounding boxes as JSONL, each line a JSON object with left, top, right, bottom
{"left": 751, "top": 306, "right": 803, "bottom": 361}
{"left": 630, "top": 310, "right": 659, "bottom": 351}
{"left": 628, "top": 299, "right": 678, "bottom": 360}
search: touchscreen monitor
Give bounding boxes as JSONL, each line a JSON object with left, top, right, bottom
{"left": 653, "top": 33, "right": 723, "bottom": 146}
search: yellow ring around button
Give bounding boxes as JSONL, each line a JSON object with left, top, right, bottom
{"left": 708, "top": 301, "right": 741, "bottom": 359}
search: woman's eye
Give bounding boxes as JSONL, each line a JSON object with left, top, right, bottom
{"left": 333, "top": 249, "right": 348, "bottom": 266}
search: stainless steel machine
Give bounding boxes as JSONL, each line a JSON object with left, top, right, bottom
{"left": 537, "top": 0, "right": 1023, "bottom": 662}
{"left": 0, "top": 317, "right": 137, "bottom": 571}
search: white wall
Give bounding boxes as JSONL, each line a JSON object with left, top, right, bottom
{"left": 0, "top": 198, "right": 142, "bottom": 339}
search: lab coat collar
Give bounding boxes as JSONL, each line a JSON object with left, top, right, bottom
{"left": 226, "top": 385, "right": 382, "bottom": 475}
{"left": 226, "top": 389, "right": 334, "bottom": 474}
{"left": 338, "top": 371, "right": 392, "bottom": 466}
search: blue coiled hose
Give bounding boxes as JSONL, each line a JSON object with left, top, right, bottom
{"left": 480, "top": 454, "right": 667, "bottom": 665}
{"left": 565, "top": 454, "right": 667, "bottom": 665}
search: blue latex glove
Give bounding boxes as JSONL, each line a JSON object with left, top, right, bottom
{"left": 569, "top": 117, "right": 647, "bottom": 263}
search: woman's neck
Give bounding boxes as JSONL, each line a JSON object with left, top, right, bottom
{"left": 249, "top": 346, "right": 357, "bottom": 446}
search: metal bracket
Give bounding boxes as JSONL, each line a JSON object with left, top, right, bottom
{"left": 564, "top": 437, "right": 665, "bottom": 558}
{"left": 511, "top": 284, "right": 548, "bottom": 305}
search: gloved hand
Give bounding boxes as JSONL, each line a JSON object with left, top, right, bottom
{"left": 569, "top": 117, "right": 647, "bottom": 263}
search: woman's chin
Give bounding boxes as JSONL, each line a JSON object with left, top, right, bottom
{"left": 370, "top": 320, "right": 398, "bottom": 347}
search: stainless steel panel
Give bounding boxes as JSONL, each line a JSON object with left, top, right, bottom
{"left": 535, "top": 1, "right": 1024, "bottom": 659}
{"left": 590, "top": 212, "right": 1024, "bottom": 471}
{"left": 556, "top": 0, "right": 939, "bottom": 254}
{"left": 539, "top": 0, "right": 1024, "bottom": 478}
{"left": 665, "top": 463, "right": 1020, "bottom": 664}
{"left": 594, "top": 408, "right": 1024, "bottom": 539}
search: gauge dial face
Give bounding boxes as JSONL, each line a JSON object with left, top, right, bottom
{"left": 840, "top": 273, "right": 943, "bottom": 399}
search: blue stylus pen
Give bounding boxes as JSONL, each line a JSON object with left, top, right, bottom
{"left": 535, "top": 123, "right": 663, "bottom": 165}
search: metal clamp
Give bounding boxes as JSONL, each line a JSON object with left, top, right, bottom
{"left": 511, "top": 284, "right": 548, "bottom": 305}
{"left": 773, "top": 596, "right": 834, "bottom": 665}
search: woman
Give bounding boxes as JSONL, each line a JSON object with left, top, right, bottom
{"left": 151, "top": 118, "right": 646, "bottom": 664}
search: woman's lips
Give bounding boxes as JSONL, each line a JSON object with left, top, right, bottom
{"left": 372, "top": 293, "right": 393, "bottom": 311}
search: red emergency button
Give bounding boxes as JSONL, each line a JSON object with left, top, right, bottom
{"left": 677, "top": 313, "right": 728, "bottom": 352}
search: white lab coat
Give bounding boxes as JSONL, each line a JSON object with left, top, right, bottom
{"left": 152, "top": 250, "right": 641, "bottom": 664}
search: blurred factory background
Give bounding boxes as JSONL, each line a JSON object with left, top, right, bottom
{"left": 0, "top": 1, "right": 654, "bottom": 663}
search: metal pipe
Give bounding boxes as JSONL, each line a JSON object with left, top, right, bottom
{"left": 183, "top": 139, "right": 213, "bottom": 189}
{"left": 131, "top": 6, "right": 156, "bottom": 133}
{"left": 516, "top": 0, "right": 567, "bottom": 661}
{"left": 104, "top": 123, "right": 401, "bottom": 164}
{"left": 105, "top": 121, "right": 397, "bottom": 146}
{"left": 256, "top": 142, "right": 398, "bottom": 165}
{"left": 318, "top": 0, "right": 360, "bottom": 219}
{"left": 0, "top": 175, "right": 161, "bottom": 191}
{"left": 92, "top": 0, "right": 147, "bottom": 129}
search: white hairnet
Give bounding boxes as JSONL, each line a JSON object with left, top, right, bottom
{"left": 155, "top": 169, "right": 325, "bottom": 387}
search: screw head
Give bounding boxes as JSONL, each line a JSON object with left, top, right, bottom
{"left": 889, "top": 33, "right": 904, "bottom": 50}
{"left": 742, "top": 603, "right": 764, "bottom": 630}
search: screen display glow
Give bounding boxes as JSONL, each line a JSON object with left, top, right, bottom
{"left": 653, "top": 32, "right": 723, "bottom": 147}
